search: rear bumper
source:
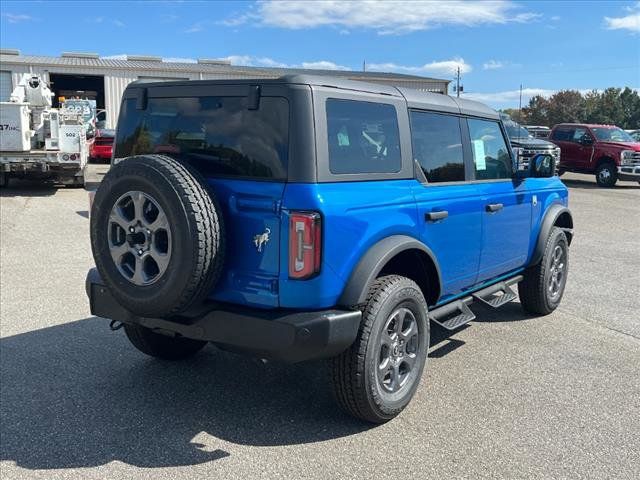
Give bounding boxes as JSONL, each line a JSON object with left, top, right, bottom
{"left": 85, "top": 268, "right": 361, "bottom": 363}
{"left": 1, "top": 160, "right": 82, "bottom": 175}
{"left": 90, "top": 147, "right": 112, "bottom": 159}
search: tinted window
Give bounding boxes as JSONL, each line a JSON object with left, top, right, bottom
{"left": 410, "top": 111, "right": 465, "bottom": 183}
{"left": 326, "top": 99, "right": 401, "bottom": 174}
{"left": 551, "top": 128, "right": 573, "bottom": 141}
{"left": 467, "top": 119, "right": 512, "bottom": 180}
{"left": 114, "top": 96, "right": 289, "bottom": 180}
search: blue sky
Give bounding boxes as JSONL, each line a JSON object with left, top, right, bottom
{"left": 1, "top": 0, "right": 638, "bottom": 109}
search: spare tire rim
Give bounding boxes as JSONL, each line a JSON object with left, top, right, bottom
{"left": 377, "top": 307, "right": 419, "bottom": 393}
{"left": 108, "top": 190, "right": 172, "bottom": 286}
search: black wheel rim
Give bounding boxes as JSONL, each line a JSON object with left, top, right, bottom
{"left": 548, "top": 244, "right": 566, "bottom": 300}
{"left": 377, "top": 307, "right": 420, "bottom": 393}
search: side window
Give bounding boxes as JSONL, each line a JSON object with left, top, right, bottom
{"left": 551, "top": 128, "right": 573, "bottom": 141}
{"left": 326, "top": 98, "right": 401, "bottom": 174}
{"left": 467, "top": 118, "right": 512, "bottom": 180}
{"left": 410, "top": 111, "right": 465, "bottom": 183}
{"left": 571, "top": 127, "right": 589, "bottom": 143}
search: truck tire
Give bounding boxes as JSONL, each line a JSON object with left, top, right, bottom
{"left": 124, "top": 323, "right": 207, "bottom": 360}
{"left": 90, "top": 154, "right": 225, "bottom": 317}
{"left": 518, "top": 227, "right": 568, "bottom": 315}
{"left": 330, "top": 275, "right": 429, "bottom": 423}
{"left": 0, "top": 172, "right": 7, "bottom": 188}
{"left": 595, "top": 161, "right": 617, "bottom": 188}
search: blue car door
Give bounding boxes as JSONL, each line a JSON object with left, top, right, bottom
{"left": 410, "top": 110, "right": 482, "bottom": 300}
{"left": 466, "top": 118, "right": 532, "bottom": 281}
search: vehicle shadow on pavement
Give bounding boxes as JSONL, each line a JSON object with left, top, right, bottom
{"left": 561, "top": 178, "right": 639, "bottom": 190}
{"left": 0, "top": 183, "right": 58, "bottom": 197}
{"left": 0, "top": 316, "right": 371, "bottom": 470}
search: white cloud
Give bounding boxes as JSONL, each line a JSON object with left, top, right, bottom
{"left": 605, "top": 2, "right": 640, "bottom": 33}
{"left": 221, "top": 55, "right": 349, "bottom": 70}
{"left": 113, "top": 20, "right": 125, "bottom": 27}
{"left": 550, "top": 15, "right": 561, "bottom": 21}
{"left": 222, "top": 0, "right": 541, "bottom": 34}
{"left": 301, "top": 60, "right": 349, "bottom": 70}
{"left": 2, "top": 13, "right": 36, "bottom": 23}
{"left": 162, "top": 57, "right": 197, "bottom": 63}
{"left": 483, "top": 60, "right": 505, "bottom": 70}
{"left": 367, "top": 57, "right": 471, "bottom": 76}
{"left": 604, "top": 14, "right": 640, "bottom": 32}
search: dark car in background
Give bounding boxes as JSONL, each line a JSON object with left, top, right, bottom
{"left": 500, "top": 115, "right": 559, "bottom": 169}
{"left": 89, "top": 129, "right": 115, "bottom": 163}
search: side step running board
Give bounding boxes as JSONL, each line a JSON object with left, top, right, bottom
{"left": 428, "top": 275, "right": 523, "bottom": 331}
{"left": 429, "top": 298, "right": 476, "bottom": 331}
{"left": 471, "top": 277, "right": 521, "bottom": 308}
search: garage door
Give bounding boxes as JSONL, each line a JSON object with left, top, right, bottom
{"left": 0, "top": 71, "right": 12, "bottom": 101}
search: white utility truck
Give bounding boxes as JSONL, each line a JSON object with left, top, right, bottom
{"left": 0, "top": 74, "right": 89, "bottom": 187}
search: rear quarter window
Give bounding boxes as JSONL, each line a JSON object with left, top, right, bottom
{"left": 326, "top": 98, "right": 401, "bottom": 174}
{"left": 114, "top": 96, "right": 289, "bottom": 180}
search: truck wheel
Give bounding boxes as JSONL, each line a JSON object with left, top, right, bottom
{"left": 518, "top": 227, "right": 568, "bottom": 315}
{"left": 0, "top": 172, "right": 7, "bottom": 188}
{"left": 330, "top": 275, "right": 429, "bottom": 423}
{"left": 124, "top": 323, "right": 207, "bottom": 360}
{"left": 90, "top": 154, "right": 225, "bottom": 317}
{"left": 595, "top": 162, "right": 617, "bottom": 188}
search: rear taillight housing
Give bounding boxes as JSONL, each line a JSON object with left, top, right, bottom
{"left": 288, "top": 211, "right": 321, "bottom": 279}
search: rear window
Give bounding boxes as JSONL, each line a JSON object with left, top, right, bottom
{"left": 114, "top": 96, "right": 289, "bottom": 180}
{"left": 326, "top": 98, "right": 401, "bottom": 174}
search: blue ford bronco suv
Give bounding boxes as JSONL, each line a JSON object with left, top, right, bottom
{"left": 87, "top": 75, "right": 573, "bottom": 423}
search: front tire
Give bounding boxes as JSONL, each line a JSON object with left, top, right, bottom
{"left": 595, "top": 162, "right": 617, "bottom": 188}
{"left": 331, "top": 275, "right": 429, "bottom": 423}
{"left": 124, "top": 324, "right": 207, "bottom": 360}
{"left": 519, "top": 227, "right": 569, "bottom": 315}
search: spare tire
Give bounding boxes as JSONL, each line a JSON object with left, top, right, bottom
{"left": 90, "top": 154, "right": 224, "bottom": 317}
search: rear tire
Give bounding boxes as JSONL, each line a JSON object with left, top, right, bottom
{"left": 0, "top": 172, "right": 7, "bottom": 188}
{"left": 595, "top": 162, "right": 617, "bottom": 188}
{"left": 330, "top": 275, "right": 429, "bottom": 423}
{"left": 519, "top": 227, "right": 569, "bottom": 315}
{"left": 124, "top": 324, "right": 207, "bottom": 360}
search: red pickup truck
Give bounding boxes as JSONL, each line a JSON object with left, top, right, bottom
{"left": 549, "top": 124, "right": 640, "bottom": 187}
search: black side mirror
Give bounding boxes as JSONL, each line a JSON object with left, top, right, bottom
{"left": 531, "top": 153, "right": 556, "bottom": 178}
{"left": 579, "top": 136, "right": 594, "bottom": 146}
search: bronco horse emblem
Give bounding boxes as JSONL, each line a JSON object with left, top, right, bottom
{"left": 253, "top": 227, "right": 271, "bottom": 252}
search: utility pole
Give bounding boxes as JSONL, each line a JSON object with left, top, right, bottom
{"left": 363, "top": 60, "right": 366, "bottom": 72}
{"left": 455, "top": 66, "right": 462, "bottom": 98}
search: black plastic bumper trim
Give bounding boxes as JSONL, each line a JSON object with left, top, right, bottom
{"left": 85, "top": 269, "right": 361, "bottom": 363}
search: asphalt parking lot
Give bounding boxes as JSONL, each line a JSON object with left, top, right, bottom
{"left": 1, "top": 172, "right": 639, "bottom": 480}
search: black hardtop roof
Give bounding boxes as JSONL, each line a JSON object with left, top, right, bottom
{"left": 129, "top": 74, "right": 499, "bottom": 119}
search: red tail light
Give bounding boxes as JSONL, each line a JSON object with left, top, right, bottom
{"left": 289, "top": 212, "right": 321, "bottom": 279}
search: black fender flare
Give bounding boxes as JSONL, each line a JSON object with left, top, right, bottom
{"left": 530, "top": 204, "right": 573, "bottom": 266}
{"left": 338, "top": 235, "right": 442, "bottom": 307}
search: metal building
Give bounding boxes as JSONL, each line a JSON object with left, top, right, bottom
{"left": 0, "top": 49, "right": 450, "bottom": 128}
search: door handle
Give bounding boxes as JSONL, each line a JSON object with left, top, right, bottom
{"left": 486, "top": 203, "right": 504, "bottom": 213}
{"left": 425, "top": 210, "right": 448, "bottom": 222}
